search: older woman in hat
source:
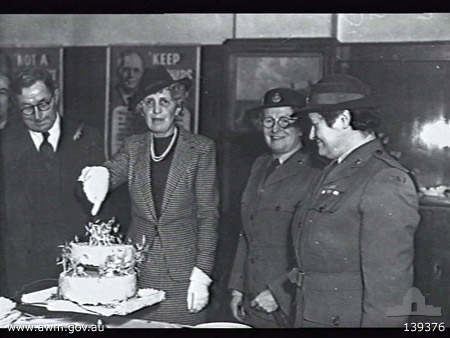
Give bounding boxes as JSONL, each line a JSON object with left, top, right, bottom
{"left": 79, "top": 66, "right": 219, "bottom": 325}
{"left": 227, "top": 88, "right": 323, "bottom": 328}
{"left": 253, "top": 74, "right": 420, "bottom": 327}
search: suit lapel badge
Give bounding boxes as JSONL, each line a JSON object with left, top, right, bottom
{"left": 73, "top": 123, "right": 85, "bottom": 141}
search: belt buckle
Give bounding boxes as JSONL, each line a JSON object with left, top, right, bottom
{"left": 297, "top": 271, "right": 305, "bottom": 287}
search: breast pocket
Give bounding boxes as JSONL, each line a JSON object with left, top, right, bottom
{"left": 309, "top": 189, "right": 346, "bottom": 214}
{"left": 305, "top": 187, "right": 360, "bottom": 255}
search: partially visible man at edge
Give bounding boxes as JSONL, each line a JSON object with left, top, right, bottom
{"left": 0, "top": 67, "right": 106, "bottom": 298}
{"left": 252, "top": 74, "right": 420, "bottom": 327}
{"left": 0, "top": 52, "right": 11, "bottom": 129}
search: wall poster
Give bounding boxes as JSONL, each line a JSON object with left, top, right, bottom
{"left": 106, "top": 45, "right": 201, "bottom": 158}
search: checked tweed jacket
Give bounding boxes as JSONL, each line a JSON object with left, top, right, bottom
{"left": 104, "top": 127, "right": 219, "bottom": 282}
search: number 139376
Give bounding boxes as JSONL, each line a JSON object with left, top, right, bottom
{"left": 404, "top": 322, "right": 445, "bottom": 332}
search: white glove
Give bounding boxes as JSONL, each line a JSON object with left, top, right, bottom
{"left": 250, "top": 289, "right": 279, "bottom": 313}
{"left": 78, "top": 166, "right": 110, "bottom": 216}
{"left": 230, "top": 290, "right": 246, "bottom": 322}
{"left": 187, "top": 267, "right": 212, "bottom": 313}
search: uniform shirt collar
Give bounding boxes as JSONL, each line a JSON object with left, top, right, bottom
{"left": 337, "top": 133, "right": 376, "bottom": 164}
{"left": 273, "top": 143, "right": 302, "bottom": 165}
{"left": 29, "top": 113, "right": 61, "bottom": 152}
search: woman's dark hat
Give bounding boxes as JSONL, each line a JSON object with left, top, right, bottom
{"left": 294, "top": 74, "right": 384, "bottom": 115}
{"left": 132, "top": 66, "right": 192, "bottom": 109}
{"left": 247, "top": 88, "right": 307, "bottom": 119}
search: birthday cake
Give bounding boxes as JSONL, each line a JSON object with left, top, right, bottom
{"left": 58, "top": 218, "right": 146, "bottom": 305}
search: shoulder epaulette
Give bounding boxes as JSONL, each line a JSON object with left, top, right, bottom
{"left": 373, "top": 149, "right": 409, "bottom": 173}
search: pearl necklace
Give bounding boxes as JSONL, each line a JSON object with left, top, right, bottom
{"left": 150, "top": 127, "right": 178, "bottom": 162}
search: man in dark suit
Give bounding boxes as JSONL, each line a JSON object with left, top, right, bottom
{"left": 253, "top": 74, "right": 420, "bottom": 327}
{"left": 0, "top": 67, "right": 105, "bottom": 298}
{"left": 0, "top": 52, "right": 11, "bottom": 130}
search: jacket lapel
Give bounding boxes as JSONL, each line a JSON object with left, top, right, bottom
{"left": 256, "top": 155, "right": 271, "bottom": 192}
{"left": 321, "top": 161, "right": 353, "bottom": 185}
{"left": 135, "top": 133, "right": 158, "bottom": 221}
{"left": 263, "top": 150, "right": 309, "bottom": 187}
{"left": 6, "top": 119, "right": 38, "bottom": 166}
{"left": 322, "top": 139, "right": 383, "bottom": 186}
{"left": 160, "top": 128, "right": 192, "bottom": 216}
{"left": 4, "top": 120, "right": 42, "bottom": 213}
{"left": 58, "top": 118, "right": 74, "bottom": 165}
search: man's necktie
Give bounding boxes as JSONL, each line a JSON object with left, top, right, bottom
{"left": 264, "top": 158, "right": 280, "bottom": 183}
{"left": 126, "top": 96, "right": 132, "bottom": 111}
{"left": 40, "top": 132, "right": 54, "bottom": 160}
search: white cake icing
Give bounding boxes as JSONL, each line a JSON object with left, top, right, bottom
{"left": 59, "top": 270, "right": 137, "bottom": 305}
{"left": 70, "top": 242, "right": 135, "bottom": 267}
{"left": 57, "top": 218, "right": 145, "bottom": 306}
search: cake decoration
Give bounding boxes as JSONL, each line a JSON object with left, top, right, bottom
{"left": 57, "top": 218, "right": 148, "bottom": 305}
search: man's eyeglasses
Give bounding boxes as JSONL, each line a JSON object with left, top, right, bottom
{"left": 21, "top": 96, "right": 54, "bottom": 116}
{"left": 262, "top": 116, "right": 299, "bottom": 129}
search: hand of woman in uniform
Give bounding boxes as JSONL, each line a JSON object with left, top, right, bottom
{"left": 251, "top": 289, "right": 279, "bottom": 313}
{"left": 230, "top": 290, "right": 246, "bottom": 322}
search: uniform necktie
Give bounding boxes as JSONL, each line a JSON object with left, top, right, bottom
{"left": 40, "top": 131, "right": 54, "bottom": 159}
{"left": 264, "top": 158, "right": 280, "bottom": 183}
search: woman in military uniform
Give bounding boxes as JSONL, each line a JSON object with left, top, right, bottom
{"left": 228, "top": 88, "right": 323, "bottom": 328}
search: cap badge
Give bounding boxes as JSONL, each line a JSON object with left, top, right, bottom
{"left": 272, "top": 92, "right": 282, "bottom": 103}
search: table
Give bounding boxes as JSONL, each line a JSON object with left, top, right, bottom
{"left": 14, "top": 303, "right": 188, "bottom": 328}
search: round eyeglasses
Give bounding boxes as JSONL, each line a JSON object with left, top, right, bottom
{"left": 21, "top": 96, "right": 54, "bottom": 116}
{"left": 262, "top": 116, "right": 299, "bottom": 129}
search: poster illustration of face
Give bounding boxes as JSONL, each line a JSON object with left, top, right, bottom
{"left": 106, "top": 45, "right": 200, "bottom": 157}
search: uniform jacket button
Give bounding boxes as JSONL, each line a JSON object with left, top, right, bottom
{"left": 332, "top": 316, "right": 341, "bottom": 326}
{"left": 275, "top": 206, "right": 281, "bottom": 211}
{"left": 318, "top": 205, "right": 326, "bottom": 212}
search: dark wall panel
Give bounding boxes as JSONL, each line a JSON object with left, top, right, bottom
{"left": 64, "top": 46, "right": 131, "bottom": 230}
{"left": 63, "top": 47, "right": 107, "bottom": 135}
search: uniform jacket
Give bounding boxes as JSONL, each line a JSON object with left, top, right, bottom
{"left": 269, "top": 139, "right": 420, "bottom": 327}
{"left": 0, "top": 117, "right": 104, "bottom": 297}
{"left": 228, "top": 150, "right": 322, "bottom": 314}
{"left": 103, "top": 128, "right": 219, "bottom": 281}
